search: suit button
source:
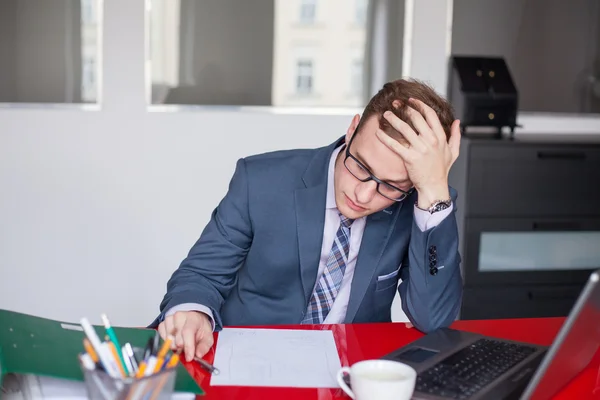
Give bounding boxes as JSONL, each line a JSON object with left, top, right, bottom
{"left": 429, "top": 254, "right": 437, "bottom": 263}
{"left": 430, "top": 267, "right": 438, "bottom": 276}
{"left": 429, "top": 261, "right": 436, "bottom": 268}
{"left": 429, "top": 246, "right": 436, "bottom": 255}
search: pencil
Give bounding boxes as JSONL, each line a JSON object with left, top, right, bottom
{"left": 157, "top": 336, "right": 173, "bottom": 359}
{"left": 166, "top": 353, "right": 179, "bottom": 368}
{"left": 83, "top": 338, "right": 99, "bottom": 363}
{"left": 135, "top": 361, "right": 148, "bottom": 378}
{"left": 106, "top": 339, "right": 127, "bottom": 377}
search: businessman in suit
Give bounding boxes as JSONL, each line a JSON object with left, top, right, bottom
{"left": 153, "top": 79, "right": 463, "bottom": 362}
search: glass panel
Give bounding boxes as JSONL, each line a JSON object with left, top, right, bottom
{"left": 148, "top": 0, "right": 404, "bottom": 108}
{"left": 479, "top": 232, "right": 600, "bottom": 272}
{"left": 0, "top": 0, "right": 100, "bottom": 104}
{"left": 451, "top": 0, "right": 600, "bottom": 114}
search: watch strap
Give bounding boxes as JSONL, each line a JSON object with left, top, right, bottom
{"left": 416, "top": 199, "right": 452, "bottom": 214}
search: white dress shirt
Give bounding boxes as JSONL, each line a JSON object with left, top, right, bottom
{"left": 166, "top": 145, "right": 453, "bottom": 327}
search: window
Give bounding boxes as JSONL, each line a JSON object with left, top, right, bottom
{"left": 350, "top": 59, "right": 363, "bottom": 96}
{"left": 355, "top": 0, "right": 368, "bottom": 26}
{"left": 0, "top": 0, "right": 100, "bottom": 104}
{"left": 148, "top": 0, "right": 405, "bottom": 108}
{"left": 296, "top": 59, "right": 313, "bottom": 94}
{"left": 82, "top": 56, "right": 96, "bottom": 102}
{"left": 81, "top": 0, "right": 95, "bottom": 24}
{"left": 299, "top": 0, "right": 317, "bottom": 24}
{"left": 451, "top": 0, "right": 600, "bottom": 114}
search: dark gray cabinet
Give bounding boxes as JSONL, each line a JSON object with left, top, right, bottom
{"left": 449, "top": 133, "right": 600, "bottom": 319}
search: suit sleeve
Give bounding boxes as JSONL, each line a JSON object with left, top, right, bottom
{"left": 153, "top": 158, "right": 253, "bottom": 330}
{"left": 397, "top": 187, "right": 463, "bottom": 333}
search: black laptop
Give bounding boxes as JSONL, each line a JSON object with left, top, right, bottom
{"left": 381, "top": 269, "right": 600, "bottom": 399}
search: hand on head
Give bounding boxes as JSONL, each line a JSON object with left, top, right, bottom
{"left": 157, "top": 311, "right": 214, "bottom": 362}
{"left": 375, "top": 98, "right": 461, "bottom": 206}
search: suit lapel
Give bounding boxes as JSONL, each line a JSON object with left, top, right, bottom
{"left": 344, "top": 202, "right": 403, "bottom": 323}
{"left": 295, "top": 185, "right": 327, "bottom": 304}
{"left": 295, "top": 138, "right": 344, "bottom": 305}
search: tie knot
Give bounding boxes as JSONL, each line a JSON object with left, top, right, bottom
{"left": 339, "top": 213, "right": 354, "bottom": 229}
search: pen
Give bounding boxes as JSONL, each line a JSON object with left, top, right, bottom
{"left": 106, "top": 338, "right": 127, "bottom": 377}
{"left": 123, "top": 343, "right": 139, "bottom": 374}
{"left": 102, "top": 313, "right": 130, "bottom": 376}
{"left": 143, "top": 336, "right": 155, "bottom": 360}
{"left": 101, "top": 341, "right": 125, "bottom": 378}
{"left": 195, "top": 358, "right": 220, "bottom": 375}
{"left": 80, "top": 317, "right": 120, "bottom": 378}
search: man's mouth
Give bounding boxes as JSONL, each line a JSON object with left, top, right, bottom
{"left": 345, "top": 194, "right": 367, "bottom": 212}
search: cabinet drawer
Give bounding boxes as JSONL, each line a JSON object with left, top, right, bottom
{"left": 461, "top": 284, "right": 583, "bottom": 320}
{"left": 467, "top": 145, "right": 600, "bottom": 217}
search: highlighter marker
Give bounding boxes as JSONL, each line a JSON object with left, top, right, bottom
{"left": 101, "top": 313, "right": 130, "bottom": 375}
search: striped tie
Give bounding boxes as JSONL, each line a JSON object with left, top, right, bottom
{"left": 302, "top": 213, "right": 354, "bottom": 324}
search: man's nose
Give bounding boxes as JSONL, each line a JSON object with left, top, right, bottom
{"left": 355, "top": 180, "right": 377, "bottom": 204}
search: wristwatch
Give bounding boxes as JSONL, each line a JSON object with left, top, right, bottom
{"left": 416, "top": 199, "right": 452, "bottom": 214}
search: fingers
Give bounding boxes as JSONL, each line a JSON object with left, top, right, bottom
{"left": 173, "top": 312, "right": 188, "bottom": 352}
{"left": 195, "top": 333, "right": 215, "bottom": 359}
{"left": 409, "top": 98, "right": 446, "bottom": 143}
{"left": 376, "top": 129, "right": 411, "bottom": 161}
{"left": 164, "top": 315, "right": 176, "bottom": 350}
{"left": 448, "top": 120, "right": 461, "bottom": 162}
{"left": 181, "top": 324, "right": 197, "bottom": 362}
{"left": 157, "top": 322, "right": 167, "bottom": 340}
{"left": 382, "top": 111, "right": 422, "bottom": 150}
{"left": 403, "top": 105, "right": 437, "bottom": 145}
{"left": 194, "top": 315, "right": 215, "bottom": 358}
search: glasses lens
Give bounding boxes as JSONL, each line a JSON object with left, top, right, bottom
{"left": 345, "top": 156, "right": 370, "bottom": 181}
{"left": 379, "top": 183, "right": 408, "bottom": 201}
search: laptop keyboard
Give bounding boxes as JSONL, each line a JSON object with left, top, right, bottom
{"left": 415, "top": 338, "right": 537, "bottom": 399}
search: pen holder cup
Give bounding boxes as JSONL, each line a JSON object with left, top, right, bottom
{"left": 80, "top": 349, "right": 177, "bottom": 400}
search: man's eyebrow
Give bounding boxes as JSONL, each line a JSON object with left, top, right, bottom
{"left": 355, "top": 150, "right": 410, "bottom": 186}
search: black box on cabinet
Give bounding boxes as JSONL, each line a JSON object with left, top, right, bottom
{"left": 448, "top": 56, "right": 518, "bottom": 137}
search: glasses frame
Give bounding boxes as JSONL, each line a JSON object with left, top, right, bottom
{"left": 343, "top": 132, "right": 414, "bottom": 202}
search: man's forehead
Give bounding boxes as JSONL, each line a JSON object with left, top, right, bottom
{"left": 352, "top": 128, "right": 409, "bottom": 182}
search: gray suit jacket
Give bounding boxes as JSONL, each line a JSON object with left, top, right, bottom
{"left": 152, "top": 137, "right": 463, "bottom": 332}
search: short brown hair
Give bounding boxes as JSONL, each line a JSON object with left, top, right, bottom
{"left": 357, "top": 79, "right": 455, "bottom": 141}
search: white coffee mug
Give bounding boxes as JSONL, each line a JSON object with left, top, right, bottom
{"left": 336, "top": 359, "right": 417, "bottom": 400}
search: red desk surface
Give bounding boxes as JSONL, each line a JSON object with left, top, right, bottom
{"left": 182, "top": 318, "right": 600, "bottom": 399}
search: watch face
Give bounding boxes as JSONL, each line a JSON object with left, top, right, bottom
{"left": 432, "top": 201, "right": 451, "bottom": 213}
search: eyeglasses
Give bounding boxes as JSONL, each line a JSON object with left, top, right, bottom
{"left": 343, "top": 133, "right": 414, "bottom": 202}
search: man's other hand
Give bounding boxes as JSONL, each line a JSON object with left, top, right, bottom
{"left": 157, "top": 311, "right": 214, "bottom": 361}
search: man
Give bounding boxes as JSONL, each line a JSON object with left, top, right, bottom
{"left": 152, "top": 79, "right": 463, "bottom": 363}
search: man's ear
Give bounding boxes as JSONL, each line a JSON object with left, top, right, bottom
{"left": 346, "top": 114, "right": 361, "bottom": 143}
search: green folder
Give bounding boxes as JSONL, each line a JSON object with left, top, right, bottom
{"left": 0, "top": 309, "right": 204, "bottom": 395}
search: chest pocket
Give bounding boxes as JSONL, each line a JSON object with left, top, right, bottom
{"left": 375, "top": 264, "right": 401, "bottom": 291}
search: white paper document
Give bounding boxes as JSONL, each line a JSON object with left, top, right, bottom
{"left": 211, "top": 328, "right": 342, "bottom": 388}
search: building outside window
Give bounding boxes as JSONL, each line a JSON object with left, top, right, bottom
{"left": 350, "top": 58, "right": 363, "bottom": 96}
{"left": 296, "top": 59, "right": 314, "bottom": 94}
{"left": 299, "top": 0, "right": 317, "bottom": 24}
{"left": 355, "top": 0, "right": 367, "bottom": 26}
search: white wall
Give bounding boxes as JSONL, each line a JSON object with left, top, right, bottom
{"left": 0, "top": 107, "right": 349, "bottom": 327}
{"left": 1, "top": 0, "right": 599, "bottom": 328}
